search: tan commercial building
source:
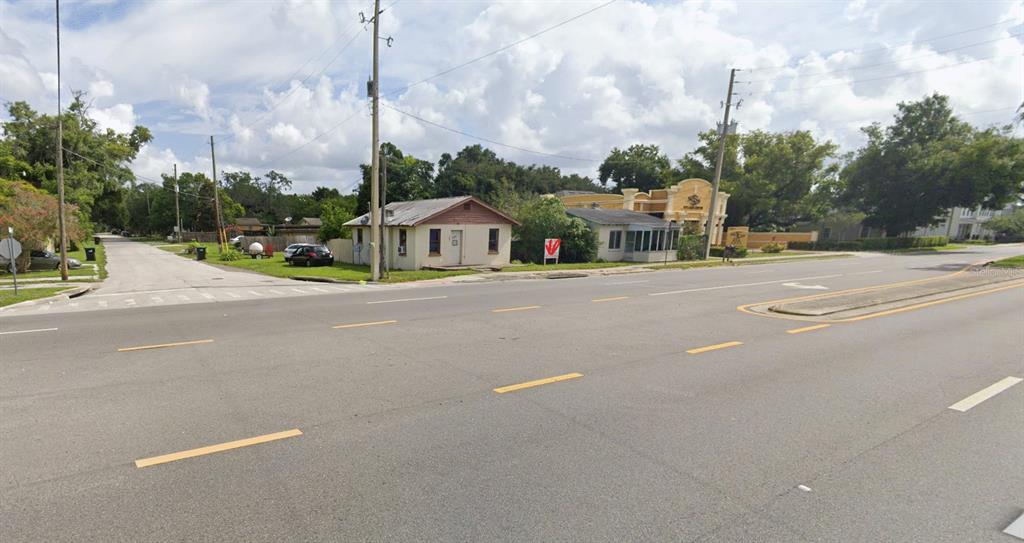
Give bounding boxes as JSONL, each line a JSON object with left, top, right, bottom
{"left": 344, "top": 196, "right": 519, "bottom": 270}
{"left": 557, "top": 178, "right": 730, "bottom": 244}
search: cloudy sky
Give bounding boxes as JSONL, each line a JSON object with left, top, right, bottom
{"left": 2, "top": 0, "right": 1021, "bottom": 194}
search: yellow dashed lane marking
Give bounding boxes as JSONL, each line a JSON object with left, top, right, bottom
{"left": 333, "top": 320, "right": 398, "bottom": 329}
{"left": 686, "top": 341, "right": 743, "bottom": 354}
{"left": 118, "top": 339, "right": 214, "bottom": 352}
{"left": 494, "top": 372, "right": 583, "bottom": 394}
{"left": 492, "top": 305, "right": 541, "bottom": 313}
{"left": 786, "top": 324, "right": 831, "bottom": 334}
{"left": 592, "top": 296, "right": 629, "bottom": 303}
{"left": 135, "top": 429, "right": 303, "bottom": 468}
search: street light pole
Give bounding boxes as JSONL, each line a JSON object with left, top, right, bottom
{"left": 173, "top": 163, "right": 182, "bottom": 243}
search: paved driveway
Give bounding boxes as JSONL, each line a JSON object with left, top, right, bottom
{"left": 1, "top": 236, "right": 399, "bottom": 316}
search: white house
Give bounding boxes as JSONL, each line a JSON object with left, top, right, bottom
{"left": 566, "top": 207, "right": 680, "bottom": 263}
{"left": 913, "top": 204, "right": 1018, "bottom": 241}
{"left": 344, "top": 196, "right": 519, "bottom": 270}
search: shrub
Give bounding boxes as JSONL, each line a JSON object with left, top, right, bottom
{"left": 512, "top": 198, "right": 598, "bottom": 263}
{"left": 760, "top": 242, "right": 785, "bottom": 253}
{"left": 218, "top": 246, "right": 244, "bottom": 261}
{"left": 857, "top": 236, "right": 947, "bottom": 250}
{"left": 676, "top": 235, "right": 705, "bottom": 260}
{"left": 185, "top": 241, "right": 202, "bottom": 254}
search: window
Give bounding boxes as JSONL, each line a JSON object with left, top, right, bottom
{"left": 356, "top": 229, "right": 363, "bottom": 244}
{"left": 429, "top": 228, "right": 441, "bottom": 254}
{"left": 859, "top": 225, "right": 871, "bottom": 238}
{"left": 821, "top": 227, "right": 831, "bottom": 240}
{"left": 669, "top": 231, "right": 678, "bottom": 250}
{"left": 398, "top": 230, "right": 407, "bottom": 256}
{"left": 608, "top": 230, "right": 622, "bottom": 250}
{"left": 488, "top": 228, "right": 499, "bottom": 253}
{"left": 626, "top": 231, "right": 636, "bottom": 251}
{"left": 956, "top": 224, "right": 972, "bottom": 240}
{"left": 641, "top": 230, "right": 651, "bottom": 251}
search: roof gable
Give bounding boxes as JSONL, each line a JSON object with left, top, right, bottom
{"left": 345, "top": 196, "right": 520, "bottom": 227}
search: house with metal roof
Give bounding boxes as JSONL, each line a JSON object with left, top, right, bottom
{"left": 344, "top": 196, "right": 520, "bottom": 270}
{"left": 566, "top": 207, "right": 680, "bottom": 263}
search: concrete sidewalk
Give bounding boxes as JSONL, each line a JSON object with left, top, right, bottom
{"left": 767, "top": 265, "right": 1023, "bottom": 318}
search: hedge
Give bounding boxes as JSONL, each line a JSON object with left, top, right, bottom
{"left": 788, "top": 236, "right": 947, "bottom": 251}
{"left": 676, "top": 235, "right": 705, "bottom": 260}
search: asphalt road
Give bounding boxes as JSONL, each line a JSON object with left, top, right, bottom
{"left": 1, "top": 244, "right": 1022, "bottom": 541}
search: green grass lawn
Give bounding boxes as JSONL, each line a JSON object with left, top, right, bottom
{"left": 990, "top": 254, "right": 1024, "bottom": 268}
{"left": 0, "top": 244, "right": 106, "bottom": 281}
{"left": 0, "top": 286, "right": 75, "bottom": 307}
{"left": 885, "top": 244, "right": 967, "bottom": 253}
{"left": 499, "top": 261, "right": 638, "bottom": 272}
{"left": 157, "top": 242, "right": 474, "bottom": 283}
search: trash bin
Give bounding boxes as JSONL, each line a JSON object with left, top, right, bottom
{"left": 93, "top": 236, "right": 101, "bottom": 244}
{"left": 84, "top": 247, "right": 96, "bottom": 261}
{"left": 196, "top": 246, "right": 206, "bottom": 261}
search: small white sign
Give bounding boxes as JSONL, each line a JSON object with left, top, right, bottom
{"left": 543, "top": 238, "right": 561, "bottom": 260}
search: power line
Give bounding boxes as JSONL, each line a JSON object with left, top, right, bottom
{"left": 751, "top": 54, "right": 1015, "bottom": 96}
{"left": 382, "top": 0, "right": 617, "bottom": 98}
{"left": 745, "top": 34, "right": 1021, "bottom": 84}
{"left": 62, "top": 147, "right": 215, "bottom": 202}
{"left": 747, "top": 17, "right": 1020, "bottom": 73}
{"left": 253, "top": 108, "right": 366, "bottom": 169}
{"left": 383, "top": 104, "right": 596, "bottom": 162}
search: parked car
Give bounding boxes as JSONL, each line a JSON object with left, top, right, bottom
{"left": 230, "top": 235, "right": 245, "bottom": 248}
{"left": 289, "top": 245, "right": 333, "bottom": 267}
{"left": 283, "top": 243, "right": 313, "bottom": 263}
{"left": 1, "top": 250, "right": 83, "bottom": 271}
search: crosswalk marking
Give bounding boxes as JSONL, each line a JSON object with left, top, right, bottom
{"left": 268, "top": 289, "right": 284, "bottom": 295}
{"left": 151, "top": 297, "right": 164, "bottom": 303}
{"left": 291, "top": 288, "right": 307, "bottom": 294}
{"left": 225, "top": 291, "right": 241, "bottom": 299}
{"left": 125, "top": 299, "right": 136, "bottom": 306}
{"left": 200, "top": 292, "right": 215, "bottom": 300}
{"left": 177, "top": 294, "right": 190, "bottom": 301}
{"left": 248, "top": 290, "right": 263, "bottom": 296}
{"left": 311, "top": 287, "right": 328, "bottom": 293}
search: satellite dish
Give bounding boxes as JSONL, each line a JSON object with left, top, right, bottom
{"left": 360, "top": 216, "right": 369, "bottom": 225}
{"left": 284, "top": 217, "right": 293, "bottom": 223}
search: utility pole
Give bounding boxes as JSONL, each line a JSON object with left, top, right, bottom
{"left": 209, "top": 136, "right": 225, "bottom": 249}
{"left": 381, "top": 151, "right": 388, "bottom": 277}
{"left": 173, "top": 164, "right": 182, "bottom": 242}
{"left": 55, "top": 0, "right": 69, "bottom": 281}
{"left": 702, "top": 68, "right": 738, "bottom": 260}
{"left": 369, "top": 0, "right": 382, "bottom": 281}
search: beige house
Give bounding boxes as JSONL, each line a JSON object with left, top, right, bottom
{"left": 344, "top": 196, "right": 519, "bottom": 270}
{"left": 566, "top": 207, "right": 680, "bottom": 263}
{"left": 557, "top": 178, "right": 730, "bottom": 244}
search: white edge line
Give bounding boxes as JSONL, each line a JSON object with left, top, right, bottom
{"left": 648, "top": 274, "right": 844, "bottom": 296}
{"left": 0, "top": 327, "right": 59, "bottom": 336}
{"left": 367, "top": 295, "right": 448, "bottom": 305}
{"left": 948, "top": 377, "right": 1022, "bottom": 412}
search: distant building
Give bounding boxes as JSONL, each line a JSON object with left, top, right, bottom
{"left": 232, "top": 217, "right": 267, "bottom": 235}
{"left": 555, "top": 178, "right": 730, "bottom": 244}
{"left": 913, "top": 204, "right": 1017, "bottom": 240}
{"left": 566, "top": 207, "right": 680, "bottom": 263}
{"left": 344, "top": 196, "right": 519, "bottom": 270}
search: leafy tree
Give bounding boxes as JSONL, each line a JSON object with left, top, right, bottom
{"left": 0, "top": 178, "right": 84, "bottom": 271}
{"left": 679, "top": 129, "right": 839, "bottom": 229}
{"left": 2, "top": 94, "right": 152, "bottom": 229}
{"left": 598, "top": 144, "right": 675, "bottom": 192}
{"left": 356, "top": 142, "right": 435, "bottom": 214}
{"left": 512, "top": 197, "right": 597, "bottom": 263}
{"left": 221, "top": 169, "right": 293, "bottom": 224}
{"left": 311, "top": 186, "right": 341, "bottom": 201}
{"left": 983, "top": 208, "right": 1024, "bottom": 240}
{"left": 318, "top": 198, "right": 355, "bottom": 241}
{"left": 841, "top": 93, "right": 1023, "bottom": 235}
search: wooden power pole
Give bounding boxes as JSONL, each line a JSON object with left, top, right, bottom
{"left": 55, "top": 0, "right": 69, "bottom": 281}
{"left": 702, "top": 68, "right": 737, "bottom": 260}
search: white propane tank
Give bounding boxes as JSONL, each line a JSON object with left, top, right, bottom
{"left": 248, "top": 242, "right": 264, "bottom": 255}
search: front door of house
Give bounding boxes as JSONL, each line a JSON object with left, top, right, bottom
{"left": 445, "top": 230, "right": 463, "bottom": 266}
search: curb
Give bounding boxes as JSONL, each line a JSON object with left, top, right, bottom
{"left": 292, "top": 276, "right": 362, "bottom": 284}
{"left": 0, "top": 285, "right": 93, "bottom": 312}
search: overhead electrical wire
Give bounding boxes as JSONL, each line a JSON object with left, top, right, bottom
{"left": 244, "top": 0, "right": 612, "bottom": 171}
{"left": 747, "top": 17, "right": 1021, "bottom": 72}
{"left": 62, "top": 147, "right": 216, "bottom": 202}
{"left": 745, "top": 34, "right": 1022, "bottom": 84}
{"left": 383, "top": 104, "right": 597, "bottom": 162}
{"left": 750, "top": 54, "right": 1015, "bottom": 96}
{"left": 381, "top": 0, "right": 618, "bottom": 98}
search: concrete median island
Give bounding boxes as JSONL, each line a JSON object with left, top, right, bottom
{"left": 746, "top": 265, "right": 1024, "bottom": 321}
